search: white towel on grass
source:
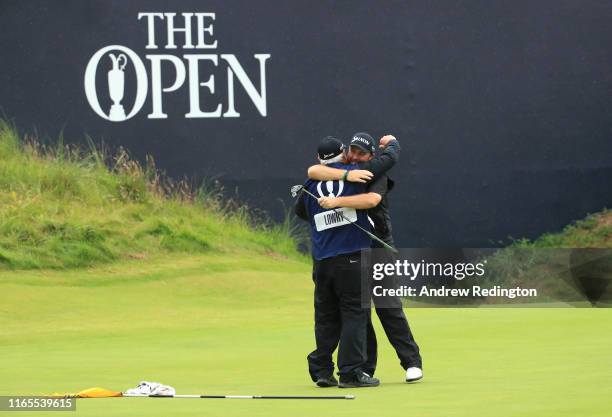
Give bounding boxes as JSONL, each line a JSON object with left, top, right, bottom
{"left": 124, "top": 381, "right": 176, "bottom": 396}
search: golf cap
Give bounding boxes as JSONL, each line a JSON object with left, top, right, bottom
{"left": 349, "top": 132, "right": 376, "bottom": 154}
{"left": 317, "top": 136, "right": 345, "bottom": 161}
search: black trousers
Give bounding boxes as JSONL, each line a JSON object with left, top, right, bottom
{"left": 363, "top": 299, "right": 422, "bottom": 375}
{"left": 365, "top": 245, "right": 422, "bottom": 374}
{"left": 307, "top": 252, "right": 368, "bottom": 381}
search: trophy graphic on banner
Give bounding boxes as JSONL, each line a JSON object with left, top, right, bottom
{"left": 107, "top": 53, "right": 128, "bottom": 121}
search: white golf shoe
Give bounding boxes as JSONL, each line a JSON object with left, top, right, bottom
{"left": 405, "top": 367, "right": 423, "bottom": 383}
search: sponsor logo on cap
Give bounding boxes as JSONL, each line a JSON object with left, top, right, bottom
{"left": 352, "top": 136, "right": 370, "bottom": 144}
{"left": 351, "top": 136, "right": 374, "bottom": 152}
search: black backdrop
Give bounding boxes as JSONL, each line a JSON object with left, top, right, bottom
{"left": 1, "top": 0, "right": 611, "bottom": 246}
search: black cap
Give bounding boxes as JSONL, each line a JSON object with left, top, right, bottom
{"left": 317, "top": 136, "right": 345, "bottom": 161}
{"left": 349, "top": 132, "right": 376, "bottom": 153}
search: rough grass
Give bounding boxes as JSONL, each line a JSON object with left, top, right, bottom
{"left": 0, "top": 120, "right": 305, "bottom": 270}
{"left": 464, "top": 211, "right": 612, "bottom": 305}
{"left": 513, "top": 210, "right": 612, "bottom": 248}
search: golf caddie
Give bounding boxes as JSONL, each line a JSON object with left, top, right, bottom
{"left": 294, "top": 136, "right": 381, "bottom": 388}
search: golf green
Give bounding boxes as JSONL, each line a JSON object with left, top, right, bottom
{"left": 1, "top": 253, "right": 610, "bottom": 417}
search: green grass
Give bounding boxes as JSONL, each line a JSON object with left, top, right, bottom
{"left": 0, "top": 120, "right": 304, "bottom": 270}
{"left": 0, "top": 254, "right": 611, "bottom": 417}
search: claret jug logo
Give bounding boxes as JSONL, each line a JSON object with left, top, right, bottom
{"left": 84, "top": 12, "right": 270, "bottom": 122}
{"left": 316, "top": 180, "right": 345, "bottom": 198}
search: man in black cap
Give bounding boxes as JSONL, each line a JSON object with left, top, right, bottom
{"left": 307, "top": 132, "right": 423, "bottom": 383}
{"left": 294, "top": 136, "right": 382, "bottom": 388}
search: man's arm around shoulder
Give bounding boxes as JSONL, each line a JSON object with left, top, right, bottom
{"left": 307, "top": 165, "right": 374, "bottom": 183}
{"left": 318, "top": 192, "right": 381, "bottom": 210}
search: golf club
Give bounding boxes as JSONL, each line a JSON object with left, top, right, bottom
{"left": 290, "top": 184, "right": 399, "bottom": 253}
{"left": 122, "top": 393, "right": 355, "bottom": 400}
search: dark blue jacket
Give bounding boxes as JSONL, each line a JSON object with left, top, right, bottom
{"left": 295, "top": 162, "right": 372, "bottom": 260}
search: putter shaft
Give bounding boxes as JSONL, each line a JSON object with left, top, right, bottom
{"left": 122, "top": 393, "right": 354, "bottom": 400}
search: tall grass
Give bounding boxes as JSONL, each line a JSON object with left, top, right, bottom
{"left": 512, "top": 210, "right": 611, "bottom": 248}
{"left": 0, "top": 120, "right": 306, "bottom": 270}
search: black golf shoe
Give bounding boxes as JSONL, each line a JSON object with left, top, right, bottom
{"left": 315, "top": 374, "right": 338, "bottom": 387}
{"left": 338, "top": 372, "right": 380, "bottom": 388}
